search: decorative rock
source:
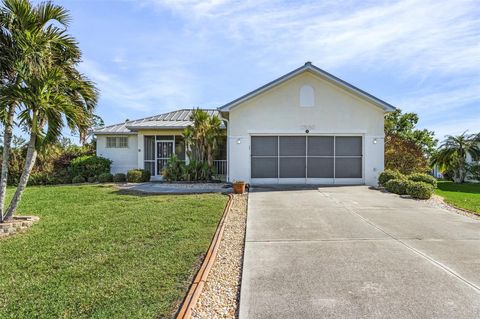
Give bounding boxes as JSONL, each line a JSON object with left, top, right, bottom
{"left": 192, "top": 194, "right": 248, "bottom": 319}
{"left": 0, "top": 216, "right": 39, "bottom": 238}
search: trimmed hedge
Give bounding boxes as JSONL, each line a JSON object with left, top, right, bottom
{"left": 407, "top": 173, "right": 437, "bottom": 188}
{"left": 378, "top": 169, "right": 403, "bottom": 186}
{"left": 72, "top": 175, "right": 86, "bottom": 184}
{"left": 98, "top": 173, "right": 114, "bottom": 183}
{"left": 69, "top": 155, "right": 112, "bottom": 179}
{"left": 127, "top": 169, "right": 151, "bottom": 183}
{"left": 385, "top": 178, "right": 411, "bottom": 195}
{"left": 406, "top": 181, "right": 434, "bottom": 199}
{"left": 113, "top": 173, "right": 126, "bottom": 183}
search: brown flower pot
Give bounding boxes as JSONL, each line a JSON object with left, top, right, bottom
{"left": 233, "top": 182, "right": 246, "bottom": 194}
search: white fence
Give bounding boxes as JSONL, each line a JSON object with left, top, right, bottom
{"left": 213, "top": 160, "right": 227, "bottom": 179}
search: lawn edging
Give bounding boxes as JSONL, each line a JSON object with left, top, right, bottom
{"left": 176, "top": 193, "right": 235, "bottom": 319}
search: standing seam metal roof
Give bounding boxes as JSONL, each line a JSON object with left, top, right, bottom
{"left": 93, "top": 109, "right": 222, "bottom": 134}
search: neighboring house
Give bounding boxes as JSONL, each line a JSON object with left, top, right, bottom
{"left": 94, "top": 62, "right": 396, "bottom": 186}
{"left": 466, "top": 152, "right": 480, "bottom": 182}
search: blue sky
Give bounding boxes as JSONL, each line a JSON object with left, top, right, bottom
{"left": 59, "top": 0, "right": 479, "bottom": 141}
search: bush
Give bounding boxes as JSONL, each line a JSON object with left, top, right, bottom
{"left": 378, "top": 169, "right": 404, "bottom": 186}
{"left": 184, "top": 160, "right": 214, "bottom": 182}
{"left": 72, "top": 175, "right": 86, "bottom": 184}
{"left": 69, "top": 155, "right": 112, "bottom": 180}
{"left": 467, "top": 163, "right": 480, "bottom": 181}
{"left": 28, "top": 172, "right": 54, "bottom": 186}
{"left": 385, "top": 178, "right": 410, "bottom": 195}
{"left": 127, "top": 169, "right": 151, "bottom": 183}
{"left": 162, "top": 155, "right": 186, "bottom": 182}
{"left": 113, "top": 173, "right": 126, "bottom": 183}
{"left": 98, "top": 173, "right": 114, "bottom": 183}
{"left": 406, "top": 181, "right": 434, "bottom": 199}
{"left": 87, "top": 176, "right": 97, "bottom": 183}
{"left": 408, "top": 173, "right": 437, "bottom": 188}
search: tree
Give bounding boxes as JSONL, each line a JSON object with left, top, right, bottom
{"left": 384, "top": 109, "right": 437, "bottom": 174}
{"left": 431, "top": 132, "right": 480, "bottom": 183}
{"left": 385, "top": 134, "right": 429, "bottom": 175}
{"left": 183, "top": 109, "right": 223, "bottom": 166}
{"left": 0, "top": 0, "right": 97, "bottom": 222}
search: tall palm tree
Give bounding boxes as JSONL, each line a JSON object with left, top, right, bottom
{"left": 0, "top": 0, "right": 73, "bottom": 221}
{"left": 431, "top": 132, "right": 480, "bottom": 183}
{"left": 0, "top": 0, "right": 97, "bottom": 222}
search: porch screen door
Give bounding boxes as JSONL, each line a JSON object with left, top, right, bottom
{"left": 157, "top": 141, "right": 174, "bottom": 175}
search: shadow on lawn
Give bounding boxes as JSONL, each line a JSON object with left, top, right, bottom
{"left": 436, "top": 182, "right": 480, "bottom": 195}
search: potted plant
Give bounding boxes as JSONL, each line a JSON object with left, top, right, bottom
{"left": 232, "top": 180, "right": 246, "bottom": 194}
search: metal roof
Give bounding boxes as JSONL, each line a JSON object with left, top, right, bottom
{"left": 93, "top": 109, "right": 223, "bottom": 135}
{"left": 219, "top": 62, "right": 397, "bottom": 112}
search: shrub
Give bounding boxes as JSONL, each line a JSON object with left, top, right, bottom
{"left": 385, "top": 178, "right": 410, "bottom": 195}
{"left": 442, "top": 169, "right": 455, "bottom": 181}
{"left": 72, "top": 175, "right": 86, "bottom": 184}
{"left": 184, "top": 160, "right": 214, "bottom": 182}
{"left": 408, "top": 173, "right": 437, "bottom": 188}
{"left": 162, "top": 155, "right": 186, "bottom": 182}
{"left": 27, "top": 172, "right": 53, "bottom": 186}
{"left": 113, "top": 173, "right": 126, "bottom": 183}
{"left": 87, "top": 176, "right": 97, "bottom": 183}
{"left": 98, "top": 173, "right": 114, "bottom": 183}
{"left": 406, "top": 181, "right": 434, "bottom": 199}
{"left": 127, "top": 169, "right": 151, "bottom": 183}
{"left": 467, "top": 163, "right": 480, "bottom": 181}
{"left": 378, "top": 169, "right": 404, "bottom": 186}
{"left": 69, "top": 155, "right": 112, "bottom": 179}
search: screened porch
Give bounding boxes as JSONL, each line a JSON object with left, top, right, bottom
{"left": 143, "top": 135, "right": 227, "bottom": 180}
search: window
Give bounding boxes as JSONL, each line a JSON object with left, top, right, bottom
{"left": 106, "top": 136, "right": 128, "bottom": 148}
{"left": 300, "top": 85, "right": 315, "bottom": 107}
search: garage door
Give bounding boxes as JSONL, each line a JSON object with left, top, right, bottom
{"left": 251, "top": 136, "right": 363, "bottom": 183}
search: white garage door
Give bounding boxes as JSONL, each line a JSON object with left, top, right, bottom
{"left": 250, "top": 135, "right": 363, "bottom": 184}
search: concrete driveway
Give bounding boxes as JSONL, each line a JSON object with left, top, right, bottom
{"left": 239, "top": 186, "right": 480, "bottom": 319}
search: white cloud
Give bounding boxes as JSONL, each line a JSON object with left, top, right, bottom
{"left": 80, "top": 59, "right": 199, "bottom": 115}
{"left": 141, "top": 0, "right": 480, "bottom": 137}
{"left": 144, "top": 0, "right": 480, "bottom": 75}
{"left": 427, "top": 115, "right": 480, "bottom": 141}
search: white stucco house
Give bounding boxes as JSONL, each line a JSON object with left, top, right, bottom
{"left": 94, "top": 62, "right": 397, "bottom": 186}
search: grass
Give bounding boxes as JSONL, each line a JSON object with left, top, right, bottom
{"left": 435, "top": 180, "right": 480, "bottom": 214}
{"left": 0, "top": 185, "right": 227, "bottom": 319}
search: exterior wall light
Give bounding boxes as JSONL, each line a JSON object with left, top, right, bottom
{"left": 237, "top": 138, "right": 241, "bottom": 144}
{"left": 373, "top": 139, "right": 377, "bottom": 144}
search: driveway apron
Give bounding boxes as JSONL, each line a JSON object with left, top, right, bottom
{"left": 239, "top": 186, "right": 480, "bottom": 319}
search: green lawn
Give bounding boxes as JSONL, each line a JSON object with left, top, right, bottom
{"left": 435, "top": 180, "right": 480, "bottom": 214}
{"left": 0, "top": 185, "right": 227, "bottom": 319}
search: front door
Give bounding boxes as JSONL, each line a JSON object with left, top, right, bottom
{"left": 157, "top": 141, "right": 174, "bottom": 175}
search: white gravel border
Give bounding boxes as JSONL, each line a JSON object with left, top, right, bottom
{"left": 192, "top": 194, "right": 248, "bottom": 319}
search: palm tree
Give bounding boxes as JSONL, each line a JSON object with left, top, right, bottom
{"left": 205, "top": 115, "right": 222, "bottom": 166}
{"left": 431, "top": 132, "right": 480, "bottom": 183}
{"left": 183, "top": 109, "right": 222, "bottom": 164}
{"left": 0, "top": 0, "right": 97, "bottom": 222}
{"left": 0, "top": 0, "right": 73, "bottom": 221}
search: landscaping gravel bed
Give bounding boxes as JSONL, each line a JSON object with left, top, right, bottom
{"left": 192, "top": 194, "right": 248, "bottom": 319}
